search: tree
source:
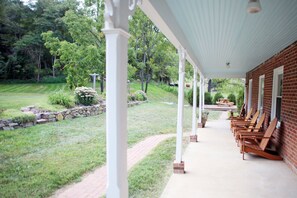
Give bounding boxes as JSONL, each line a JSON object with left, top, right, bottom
{"left": 129, "top": 8, "right": 167, "bottom": 93}
{"left": 42, "top": 10, "right": 104, "bottom": 89}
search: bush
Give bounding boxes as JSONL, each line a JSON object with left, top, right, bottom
{"left": 187, "top": 87, "right": 200, "bottom": 107}
{"left": 227, "top": 93, "right": 236, "bottom": 105}
{"left": 0, "top": 109, "right": 36, "bottom": 123}
{"left": 75, "top": 87, "right": 100, "bottom": 106}
{"left": 204, "top": 92, "right": 213, "bottom": 104}
{"left": 12, "top": 113, "right": 36, "bottom": 124}
{"left": 213, "top": 92, "right": 224, "bottom": 104}
{"left": 134, "top": 90, "right": 147, "bottom": 101}
{"left": 128, "top": 93, "right": 136, "bottom": 101}
{"left": 49, "top": 91, "right": 74, "bottom": 108}
{"left": 159, "top": 84, "right": 178, "bottom": 96}
{"left": 237, "top": 89, "right": 244, "bottom": 112}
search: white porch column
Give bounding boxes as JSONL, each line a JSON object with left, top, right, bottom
{"left": 202, "top": 77, "right": 205, "bottom": 111}
{"left": 190, "top": 66, "right": 198, "bottom": 142}
{"left": 174, "top": 47, "right": 186, "bottom": 174}
{"left": 198, "top": 74, "right": 203, "bottom": 127}
{"left": 103, "top": 1, "right": 140, "bottom": 197}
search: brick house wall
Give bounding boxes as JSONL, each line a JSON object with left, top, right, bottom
{"left": 246, "top": 41, "right": 297, "bottom": 173}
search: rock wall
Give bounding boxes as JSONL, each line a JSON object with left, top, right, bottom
{"left": 0, "top": 101, "right": 145, "bottom": 131}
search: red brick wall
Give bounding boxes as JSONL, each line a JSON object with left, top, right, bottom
{"left": 246, "top": 41, "right": 297, "bottom": 173}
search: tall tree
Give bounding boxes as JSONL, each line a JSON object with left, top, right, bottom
{"left": 42, "top": 10, "right": 104, "bottom": 89}
{"left": 129, "top": 8, "right": 167, "bottom": 93}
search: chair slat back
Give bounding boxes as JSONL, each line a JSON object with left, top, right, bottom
{"left": 245, "top": 108, "right": 253, "bottom": 121}
{"left": 254, "top": 113, "right": 266, "bottom": 131}
{"left": 250, "top": 110, "right": 260, "bottom": 125}
{"left": 259, "top": 118, "right": 277, "bottom": 150}
{"left": 239, "top": 103, "right": 245, "bottom": 117}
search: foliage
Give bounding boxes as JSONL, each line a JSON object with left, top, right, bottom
{"left": 227, "top": 93, "right": 236, "bottom": 105}
{"left": 237, "top": 88, "right": 244, "bottom": 112}
{"left": 128, "top": 93, "right": 136, "bottom": 102}
{"left": 204, "top": 92, "right": 213, "bottom": 104}
{"left": 11, "top": 113, "right": 36, "bottom": 124}
{"left": 42, "top": 9, "right": 104, "bottom": 89}
{"left": 134, "top": 90, "right": 147, "bottom": 101}
{"left": 129, "top": 8, "right": 179, "bottom": 93}
{"left": 0, "top": 0, "right": 78, "bottom": 81}
{"left": 213, "top": 92, "right": 224, "bottom": 103}
{"left": 74, "top": 86, "right": 99, "bottom": 106}
{"left": 128, "top": 138, "right": 176, "bottom": 198}
{"left": 0, "top": 108, "right": 35, "bottom": 123}
{"left": 158, "top": 84, "right": 178, "bottom": 96}
{"left": 187, "top": 87, "right": 200, "bottom": 107}
{"left": 48, "top": 91, "right": 74, "bottom": 108}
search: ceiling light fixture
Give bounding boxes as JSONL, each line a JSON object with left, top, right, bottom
{"left": 247, "top": 0, "right": 262, "bottom": 14}
{"left": 226, "top": 62, "right": 230, "bottom": 69}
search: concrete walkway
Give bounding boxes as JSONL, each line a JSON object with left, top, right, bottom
{"left": 51, "top": 134, "right": 175, "bottom": 198}
{"left": 161, "top": 112, "right": 297, "bottom": 198}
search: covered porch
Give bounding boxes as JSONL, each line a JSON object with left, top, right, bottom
{"left": 102, "top": 0, "right": 297, "bottom": 197}
{"left": 161, "top": 113, "right": 297, "bottom": 198}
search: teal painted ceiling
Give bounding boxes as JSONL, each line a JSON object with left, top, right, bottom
{"left": 144, "top": 0, "right": 297, "bottom": 77}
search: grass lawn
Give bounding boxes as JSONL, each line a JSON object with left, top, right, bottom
{"left": 0, "top": 83, "right": 71, "bottom": 118}
{"left": 0, "top": 82, "right": 222, "bottom": 197}
{"left": 128, "top": 137, "right": 177, "bottom": 198}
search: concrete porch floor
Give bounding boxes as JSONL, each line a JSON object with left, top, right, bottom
{"left": 161, "top": 112, "right": 297, "bottom": 198}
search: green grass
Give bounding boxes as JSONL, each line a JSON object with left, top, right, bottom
{"left": 0, "top": 83, "right": 194, "bottom": 197}
{"left": 0, "top": 83, "right": 71, "bottom": 114}
{"left": 0, "top": 82, "right": 222, "bottom": 197}
{"left": 128, "top": 137, "right": 177, "bottom": 198}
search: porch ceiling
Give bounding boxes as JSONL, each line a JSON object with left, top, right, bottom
{"left": 140, "top": 0, "right": 297, "bottom": 78}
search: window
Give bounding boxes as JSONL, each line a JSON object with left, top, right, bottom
{"left": 258, "top": 75, "right": 265, "bottom": 117}
{"left": 271, "top": 66, "right": 284, "bottom": 122}
{"left": 248, "top": 79, "right": 253, "bottom": 111}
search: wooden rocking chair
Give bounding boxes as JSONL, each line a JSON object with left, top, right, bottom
{"left": 230, "top": 108, "right": 253, "bottom": 129}
{"left": 230, "top": 103, "right": 245, "bottom": 120}
{"left": 231, "top": 110, "right": 260, "bottom": 135}
{"left": 240, "top": 118, "right": 282, "bottom": 160}
{"left": 235, "top": 113, "right": 266, "bottom": 144}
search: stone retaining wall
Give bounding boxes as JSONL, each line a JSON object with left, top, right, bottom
{"left": 0, "top": 101, "right": 145, "bottom": 131}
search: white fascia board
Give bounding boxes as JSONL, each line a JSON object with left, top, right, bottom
{"left": 139, "top": 0, "right": 203, "bottom": 75}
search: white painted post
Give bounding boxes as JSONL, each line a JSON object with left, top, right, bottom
{"left": 102, "top": 0, "right": 140, "bottom": 197}
{"left": 190, "top": 66, "right": 198, "bottom": 142}
{"left": 174, "top": 47, "right": 186, "bottom": 173}
{"left": 244, "top": 79, "right": 247, "bottom": 106}
{"left": 202, "top": 77, "right": 205, "bottom": 110}
{"left": 198, "top": 74, "right": 203, "bottom": 125}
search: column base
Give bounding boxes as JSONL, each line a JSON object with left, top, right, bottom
{"left": 198, "top": 123, "right": 204, "bottom": 128}
{"left": 173, "top": 161, "right": 185, "bottom": 174}
{"left": 190, "top": 135, "right": 198, "bottom": 142}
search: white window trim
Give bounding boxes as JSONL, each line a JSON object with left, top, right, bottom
{"left": 258, "top": 75, "right": 265, "bottom": 116}
{"left": 248, "top": 79, "right": 253, "bottom": 111}
{"left": 271, "top": 66, "right": 284, "bottom": 125}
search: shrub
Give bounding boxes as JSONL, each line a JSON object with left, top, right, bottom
{"left": 237, "top": 89, "right": 244, "bottom": 112}
{"left": 134, "top": 90, "right": 147, "bottom": 101}
{"left": 128, "top": 93, "right": 136, "bottom": 101}
{"left": 187, "top": 87, "right": 199, "bottom": 107}
{"left": 159, "top": 84, "right": 178, "bottom": 96}
{"left": 49, "top": 91, "right": 74, "bottom": 108}
{"left": 204, "top": 92, "right": 213, "bottom": 104}
{"left": 213, "top": 92, "right": 224, "bottom": 104}
{"left": 12, "top": 113, "right": 36, "bottom": 124}
{"left": 0, "top": 109, "right": 36, "bottom": 123}
{"left": 227, "top": 93, "right": 236, "bottom": 105}
{"left": 75, "top": 87, "right": 100, "bottom": 106}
